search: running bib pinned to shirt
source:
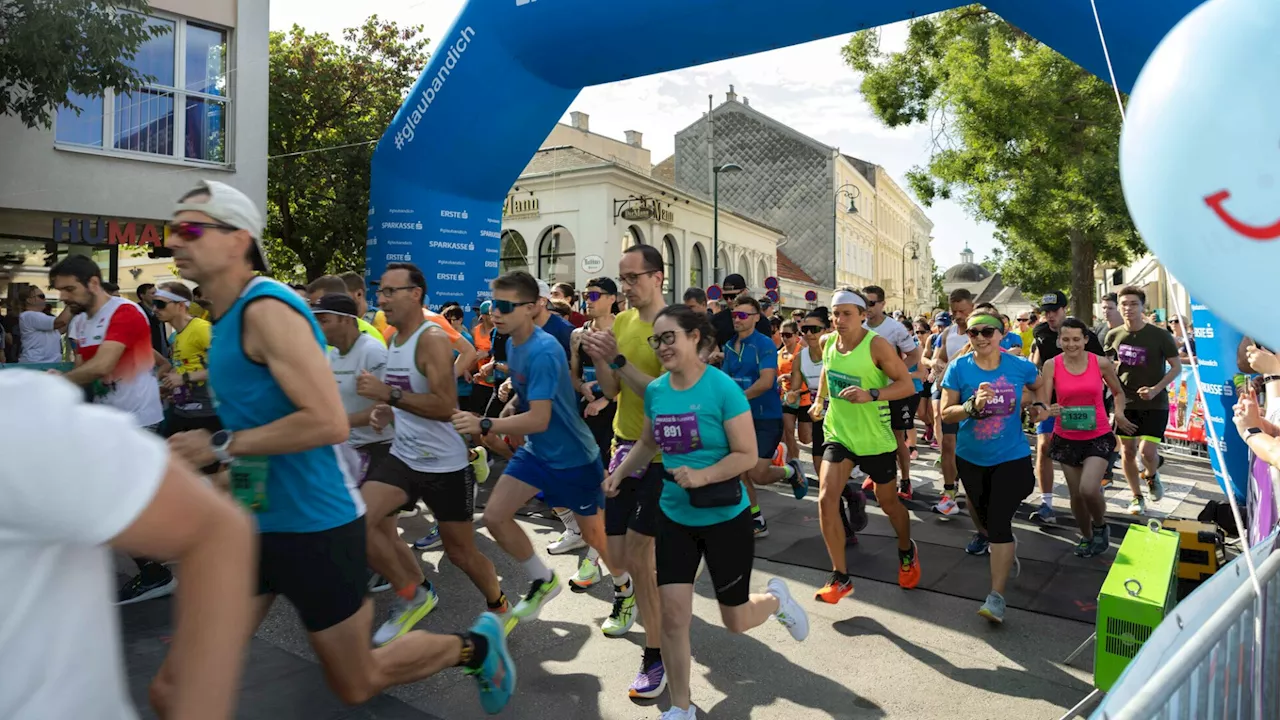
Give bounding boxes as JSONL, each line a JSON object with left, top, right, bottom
{"left": 1061, "top": 406, "right": 1097, "bottom": 431}
{"left": 608, "top": 441, "right": 648, "bottom": 479}
{"left": 653, "top": 413, "right": 704, "bottom": 455}
{"left": 385, "top": 374, "right": 412, "bottom": 391}
{"left": 826, "top": 370, "right": 862, "bottom": 398}
{"left": 1116, "top": 344, "right": 1148, "bottom": 366}
{"left": 980, "top": 386, "right": 1016, "bottom": 417}
{"left": 230, "top": 456, "right": 269, "bottom": 511}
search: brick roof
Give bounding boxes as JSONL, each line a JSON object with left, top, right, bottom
{"left": 777, "top": 250, "right": 818, "bottom": 284}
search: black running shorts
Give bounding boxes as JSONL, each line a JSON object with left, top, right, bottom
{"left": 656, "top": 508, "right": 753, "bottom": 607}
{"left": 888, "top": 397, "right": 916, "bottom": 432}
{"left": 822, "top": 444, "right": 897, "bottom": 485}
{"left": 365, "top": 455, "right": 475, "bottom": 523}
{"left": 258, "top": 517, "right": 367, "bottom": 632}
{"left": 1115, "top": 409, "right": 1167, "bottom": 443}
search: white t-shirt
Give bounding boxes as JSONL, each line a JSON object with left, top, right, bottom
{"left": 329, "top": 333, "right": 390, "bottom": 448}
{"left": 0, "top": 371, "right": 166, "bottom": 720}
{"left": 67, "top": 313, "right": 87, "bottom": 352}
{"left": 19, "top": 311, "right": 64, "bottom": 363}
{"left": 866, "top": 316, "right": 919, "bottom": 357}
{"left": 72, "top": 297, "right": 164, "bottom": 427}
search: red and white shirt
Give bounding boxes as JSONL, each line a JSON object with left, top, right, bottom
{"left": 73, "top": 297, "right": 164, "bottom": 427}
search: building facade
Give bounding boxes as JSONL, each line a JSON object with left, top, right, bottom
{"left": 496, "top": 118, "right": 783, "bottom": 304}
{"left": 1095, "top": 254, "right": 1189, "bottom": 322}
{"left": 0, "top": 0, "right": 268, "bottom": 309}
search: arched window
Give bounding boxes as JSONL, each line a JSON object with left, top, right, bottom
{"left": 661, "top": 235, "right": 678, "bottom": 304}
{"left": 757, "top": 259, "right": 769, "bottom": 291}
{"left": 537, "top": 226, "right": 575, "bottom": 284}
{"left": 690, "top": 243, "right": 706, "bottom": 291}
{"left": 623, "top": 225, "right": 644, "bottom": 250}
{"left": 500, "top": 230, "right": 529, "bottom": 275}
{"left": 717, "top": 248, "right": 731, "bottom": 282}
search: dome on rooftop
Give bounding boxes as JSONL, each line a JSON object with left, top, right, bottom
{"left": 943, "top": 262, "right": 991, "bottom": 283}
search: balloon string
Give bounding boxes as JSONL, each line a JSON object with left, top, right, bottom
{"left": 1089, "top": 0, "right": 1128, "bottom": 121}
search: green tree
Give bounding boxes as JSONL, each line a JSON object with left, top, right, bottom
{"left": 980, "top": 246, "right": 1004, "bottom": 275}
{"left": 1, "top": 0, "right": 169, "bottom": 128}
{"left": 266, "top": 17, "right": 430, "bottom": 280}
{"left": 842, "top": 7, "right": 1143, "bottom": 323}
{"left": 931, "top": 259, "right": 946, "bottom": 309}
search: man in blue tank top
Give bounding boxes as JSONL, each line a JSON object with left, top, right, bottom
{"left": 161, "top": 180, "right": 514, "bottom": 715}
{"left": 452, "top": 271, "right": 616, "bottom": 625}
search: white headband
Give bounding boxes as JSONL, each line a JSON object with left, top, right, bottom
{"left": 154, "top": 289, "right": 189, "bottom": 305}
{"left": 831, "top": 290, "right": 867, "bottom": 309}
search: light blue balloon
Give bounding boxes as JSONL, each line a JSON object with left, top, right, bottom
{"left": 1121, "top": 0, "right": 1280, "bottom": 348}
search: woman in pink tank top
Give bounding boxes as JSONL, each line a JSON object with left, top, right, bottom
{"left": 1037, "top": 318, "right": 1129, "bottom": 558}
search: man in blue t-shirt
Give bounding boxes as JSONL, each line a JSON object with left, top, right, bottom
{"left": 452, "top": 271, "right": 615, "bottom": 628}
{"left": 717, "top": 295, "right": 806, "bottom": 538}
{"left": 534, "top": 279, "right": 574, "bottom": 356}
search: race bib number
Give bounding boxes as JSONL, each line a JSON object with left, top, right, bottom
{"left": 230, "top": 456, "right": 269, "bottom": 512}
{"left": 827, "top": 370, "right": 861, "bottom": 398}
{"left": 653, "top": 413, "right": 704, "bottom": 455}
{"left": 385, "top": 373, "right": 413, "bottom": 391}
{"left": 608, "top": 441, "right": 647, "bottom": 479}
{"left": 980, "top": 386, "right": 1016, "bottom": 417}
{"left": 1116, "top": 344, "right": 1148, "bottom": 366}
{"left": 1060, "top": 406, "right": 1097, "bottom": 431}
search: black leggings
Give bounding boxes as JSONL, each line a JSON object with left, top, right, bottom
{"left": 956, "top": 455, "right": 1034, "bottom": 544}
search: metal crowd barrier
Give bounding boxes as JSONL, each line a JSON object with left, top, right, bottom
{"left": 1090, "top": 529, "right": 1280, "bottom": 720}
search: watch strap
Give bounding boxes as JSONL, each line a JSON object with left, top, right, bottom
{"left": 211, "top": 430, "right": 235, "bottom": 464}
{"left": 1246, "top": 426, "right": 1265, "bottom": 436}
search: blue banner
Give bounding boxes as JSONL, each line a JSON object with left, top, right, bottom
{"left": 1190, "top": 299, "right": 1249, "bottom": 503}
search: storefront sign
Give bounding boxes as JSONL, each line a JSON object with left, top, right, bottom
{"left": 621, "top": 205, "right": 654, "bottom": 221}
{"left": 503, "top": 195, "right": 540, "bottom": 219}
{"left": 615, "top": 197, "right": 675, "bottom": 224}
{"left": 52, "top": 217, "right": 166, "bottom": 247}
{"left": 581, "top": 254, "right": 604, "bottom": 273}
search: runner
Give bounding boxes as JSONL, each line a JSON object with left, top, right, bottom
{"left": 306, "top": 274, "right": 386, "bottom": 346}
{"left": 471, "top": 301, "right": 498, "bottom": 416}
{"left": 812, "top": 289, "right": 920, "bottom": 602}
{"left": 535, "top": 279, "right": 575, "bottom": 355}
{"left": 792, "top": 309, "right": 831, "bottom": 482}
{"left": 1104, "top": 286, "right": 1181, "bottom": 515}
{"left": 580, "top": 245, "right": 668, "bottom": 698}
{"left": 161, "top": 180, "right": 513, "bottom": 714}
{"left": 778, "top": 319, "right": 812, "bottom": 470}
{"left": 999, "top": 315, "right": 1023, "bottom": 354}
{"left": 342, "top": 270, "right": 390, "bottom": 337}
{"left": 711, "top": 274, "right": 772, "bottom": 347}
{"left": 720, "top": 294, "right": 808, "bottom": 540}
{"left": 603, "top": 305, "right": 809, "bottom": 720}
{"left": 929, "top": 290, "right": 975, "bottom": 519}
{"left": 453, "top": 270, "right": 615, "bottom": 635}
{"left": 1029, "top": 291, "right": 1105, "bottom": 524}
{"left": 1015, "top": 312, "right": 1037, "bottom": 358}
{"left": 863, "top": 285, "right": 924, "bottom": 499}
{"left": 913, "top": 319, "right": 936, "bottom": 448}
{"left": 1039, "top": 317, "right": 1129, "bottom": 556}
{"left": 153, "top": 283, "right": 223, "bottom": 479}
{"left": 357, "top": 264, "right": 511, "bottom": 643}
{"left": 939, "top": 313, "right": 1045, "bottom": 624}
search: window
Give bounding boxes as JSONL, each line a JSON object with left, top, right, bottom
{"left": 623, "top": 225, "right": 644, "bottom": 249}
{"left": 538, "top": 226, "right": 575, "bottom": 284}
{"left": 757, "top": 259, "right": 768, "bottom": 290}
{"left": 690, "top": 243, "right": 705, "bottom": 291}
{"left": 55, "top": 14, "right": 229, "bottom": 164}
{"left": 718, "top": 249, "right": 731, "bottom": 281}
{"left": 661, "top": 235, "right": 678, "bottom": 304}
{"left": 500, "top": 230, "right": 529, "bottom": 274}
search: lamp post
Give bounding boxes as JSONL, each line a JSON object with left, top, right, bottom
{"left": 833, "top": 184, "right": 861, "bottom": 289}
{"left": 712, "top": 162, "right": 742, "bottom": 285}
{"left": 901, "top": 239, "right": 920, "bottom": 314}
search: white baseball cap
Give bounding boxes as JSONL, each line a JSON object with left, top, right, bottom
{"left": 536, "top": 278, "right": 552, "bottom": 300}
{"left": 174, "top": 179, "right": 269, "bottom": 273}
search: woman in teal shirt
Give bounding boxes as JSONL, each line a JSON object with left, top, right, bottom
{"left": 605, "top": 305, "right": 809, "bottom": 720}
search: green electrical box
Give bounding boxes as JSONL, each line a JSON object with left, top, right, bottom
{"left": 1094, "top": 520, "right": 1181, "bottom": 691}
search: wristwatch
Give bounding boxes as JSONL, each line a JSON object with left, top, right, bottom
{"left": 388, "top": 387, "right": 404, "bottom": 407}
{"left": 182, "top": 372, "right": 191, "bottom": 386}
{"left": 210, "top": 429, "right": 235, "bottom": 465}
{"left": 609, "top": 354, "right": 628, "bottom": 371}
{"left": 1246, "top": 426, "right": 1264, "bottom": 437}
{"left": 479, "top": 418, "right": 493, "bottom": 436}
{"left": 869, "top": 388, "right": 880, "bottom": 401}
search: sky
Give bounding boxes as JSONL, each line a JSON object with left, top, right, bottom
{"left": 269, "top": 0, "right": 999, "bottom": 271}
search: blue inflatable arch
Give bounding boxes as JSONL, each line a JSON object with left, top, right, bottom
{"left": 366, "top": 0, "right": 1204, "bottom": 312}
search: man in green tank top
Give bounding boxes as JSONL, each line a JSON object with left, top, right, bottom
{"left": 811, "top": 289, "right": 921, "bottom": 604}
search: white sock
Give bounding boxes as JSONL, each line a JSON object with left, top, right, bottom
{"left": 1041, "top": 492, "right": 1054, "bottom": 506}
{"left": 522, "top": 554, "right": 552, "bottom": 583}
{"left": 613, "top": 572, "right": 633, "bottom": 594}
{"left": 554, "top": 508, "right": 581, "bottom": 535}
{"left": 587, "top": 547, "right": 600, "bottom": 563}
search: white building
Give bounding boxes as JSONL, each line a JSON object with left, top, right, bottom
{"left": 499, "top": 117, "right": 784, "bottom": 303}
{"left": 1095, "top": 253, "right": 1189, "bottom": 322}
{"left": 0, "top": 0, "right": 268, "bottom": 308}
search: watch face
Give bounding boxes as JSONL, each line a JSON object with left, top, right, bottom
{"left": 211, "top": 430, "right": 230, "bottom": 447}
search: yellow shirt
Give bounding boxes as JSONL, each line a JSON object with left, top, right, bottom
{"left": 611, "top": 308, "right": 664, "bottom": 443}
{"left": 358, "top": 317, "right": 387, "bottom": 347}
{"left": 369, "top": 310, "right": 389, "bottom": 335}
{"left": 1019, "top": 328, "right": 1035, "bottom": 357}
{"left": 171, "top": 317, "right": 212, "bottom": 373}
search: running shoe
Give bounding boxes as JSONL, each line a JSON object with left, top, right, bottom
{"left": 898, "top": 541, "right": 921, "bottom": 589}
{"left": 932, "top": 490, "right": 961, "bottom": 519}
{"left": 845, "top": 485, "right": 869, "bottom": 533}
{"left": 1147, "top": 472, "right": 1166, "bottom": 503}
{"left": 1128, "top": 496, "right": 1146, "bottom": 516}
{"left": 786, "top": 459, "right": 808, "bottom": 500}
{"left": 978, "top": 591, "right": 1006, "bottom": 624}
{"left": 547, "top": 530, "right": 586, "bottom": 555}
{"left": 117, "top": 573, "right": 177, "bottom": 606}
{"left": 512, "top": 574, "right": 561, "bottom": 622}
{"left": 753, "top": 514, "right": 770, "bottom": 539}
{"left": 374, "top": 582, "right": 439, "bottom": 646}
{"left": 628, "top": 657, "right": 667, "bottom": 699}
{"left": 1073, "top": 536, "right": 1096, "bottom": 558}
{"left": 1091, "top": 524, "right": 1111, "bottom": 555}
{"left": 1030, "top": 502, "right": 1055, "bottom": 526}
{"left": 491, "top": 596, "right": 518, "bottom": 636}
{"left": 568, "top": 556, "right": 601, "bottom": 591}
{"left": 772, "top": 443, "right": 787, "bottom": 467}
{"left": 767, "top": 578, "right": 810, "bottom": 641}
{"left": 660, "top": 705, "right": 699, "bottom": 720}
{"left": 602, "top": 592, "right": 637, "bottom": 637}
{"left": 367, "top": 572, "right": 392, "bottom": 593}
{"left": 465, "top": 612, "right": 516, "bottom": 715}
{"left": 814, "top": 571, "right": 854, "bottom": 604}
{"left": 897, "top": 477, "right": 913, "bottom": 502}
{"left": 413, "top": 527, "right": 442, "bottom": 550}
{"left": 471, "top": 446, "right": 491, "bottom": 485}
{"left": 965, "top": 532, "right": 990, "bottom": 556}
{"left": 1100, "top": 476, "right": 1112, "bottom": 490}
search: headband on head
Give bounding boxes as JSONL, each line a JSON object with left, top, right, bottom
{"left": 831, "top": 290, "right": 867, "bottom": 309}
{"left": 154, "top": 289, "right": 189, "bottom": 305}
{"left": 311, "top": 309, "right": 359, "bottom": 319}
{"left": 968, "top": 314, "right": 1003, "bottom": 330}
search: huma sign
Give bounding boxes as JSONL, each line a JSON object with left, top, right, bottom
{"left": 52, "top": 217, "right": 166, "bottom": 247}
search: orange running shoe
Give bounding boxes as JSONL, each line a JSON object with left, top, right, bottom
{"left": 771, "top": 443, "right": 787, "bottom": 467}
{"left": 815, "top": 572, "right": 855, "bottom": 604}
{"left": 898, "top": 541, "right": 921, "bottom": 589}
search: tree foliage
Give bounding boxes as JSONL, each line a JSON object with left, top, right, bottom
{"left": 842, "top": 7, "right": 1143, "bottom": 323}
{"left": 266, "top": 17, "right": 430, "bottom": 281}
{"left": 980, "top": 247, "right": 1004, "bottom": 274}
{"left": 0, "top": 0, "right": 168, "bottom": 128}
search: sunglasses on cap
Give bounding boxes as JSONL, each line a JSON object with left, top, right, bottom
{"left": 491, "top": 298, "right": 535, "bottom": 314}
{"left": 168, "top": 220, "right": 239, "bottom": 240}
{"left": 967, "top": 327, "right": 999, "bottom": 338}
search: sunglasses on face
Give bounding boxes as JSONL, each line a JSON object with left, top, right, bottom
{"left": 732, "top": 311, "right": 757, "bottom": 321}
{"left": 800, "top": 325, "right": 823, "bottom": 334}
{"left": 967, "top": 327, "right": 998, "bottom": 338}
{"left": 647, "top": 331, "right": 679, "bottom": 349}
{"left": 153, "top": 300, "right": 169, "bottom": 310}
{"left": 585, "top": 290, "right": 609, "bottom": 302}
{"left": 780, "top": 332, "right": 795, "bottom": 340}
{"left": 445, "top": 313, "right": 463, "bottom": 321}
{"left": 168, "top": 220, "right": 239, "bottom": 240}
{"left": 492, "top": 299, "right": 535, "bottom": 314}
{"left": 915, "top": 329, "right": 929, "bottom": 335}
{"left": 1168, "top": 318, "right": 1180, "bottom": 325}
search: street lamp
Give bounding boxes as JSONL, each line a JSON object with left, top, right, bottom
{"left": 833, "top": 184, "right": 862, "bottom": 289}
{"left": 901, "top": 239, "right": 920, "bottom": 313}
{"left": 712, "top": 162, "right": 742, "bottom": 285}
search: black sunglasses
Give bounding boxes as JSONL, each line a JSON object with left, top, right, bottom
{"left": 492, "top": 299, "right": 535, "bottom": 314}
{"left": 153, "top": 299, "right": 169, "bottom": 310}
{"left": 780, "top": 332, "right": 795, "bottom": 340}
{"left": 800, "top": 326, "right": 823, "bottom": 334}
{"left": 967, "top": 327, "right": 998, "bottom": 338}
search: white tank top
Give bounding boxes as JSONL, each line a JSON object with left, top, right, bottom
{"left": 799, "top": 346, "right": 824, "bottom": 403}
{"left": 385, "top": 322, "right": 469, "bottom": 473}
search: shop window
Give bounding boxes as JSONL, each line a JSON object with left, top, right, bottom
{"left": 661, "top": 235, "right": 678, "bottom": 304}
{"left": 690, "top": 243, "right": 705, "bottom": 290}
{"left": 500, "top": 230, "right": 529, "bottom": 274}
{"left": 537, "top": 226, "right": 575, "bottom": 284}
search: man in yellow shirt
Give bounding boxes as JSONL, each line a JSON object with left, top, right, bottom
{"left": 342, "top": 270, "right": 390, "bottom": 335}
{"left": 152, "top": 283, "right": 222, "bottom": 472}
{"left": 1016, "top": 311, "right": 1037, "bottom": 358}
